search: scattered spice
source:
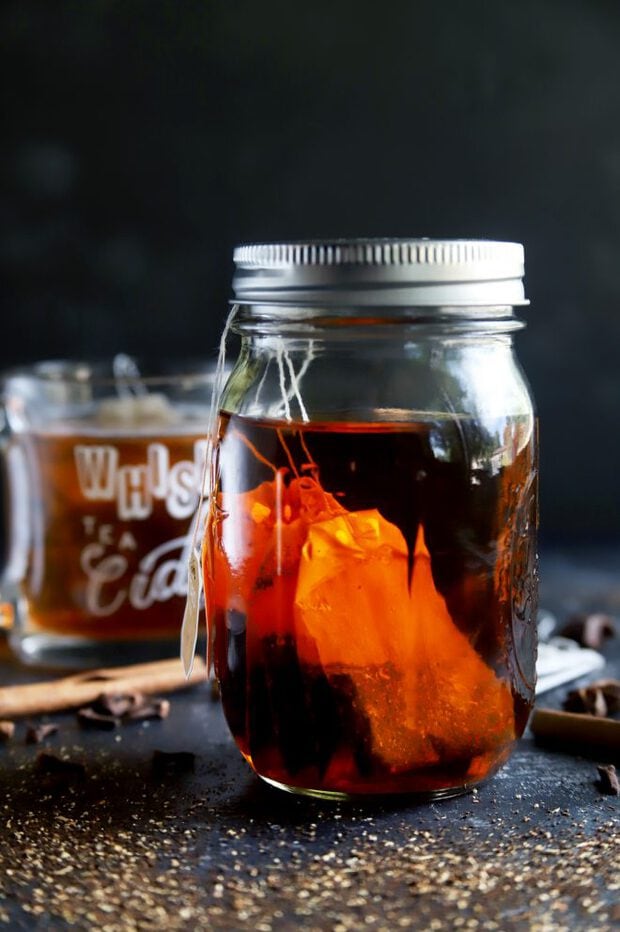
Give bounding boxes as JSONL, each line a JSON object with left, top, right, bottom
{"left": 77, "top": 692, "right": 170, "bottom": 729}
{"left": 25, "top": 723, "right": 59, "bottom": 745}
{"left": 0, "top": 780, "right": 617, "bottom": 929}
{"left": 564, "top": 679, "right": 620, "bottom": 718}
{"left": 0, "top": 693, "right": 618, "bottom": 930}
{"left": 558, "top": 613, "right": 616, "bottom": 649}
{"left": 35, "top": 752, "right": 86, "bottom": 784}
{"left": 596, "top": 764, "right": 620, "bottom": 796}
{"left": 151, "top": 749, "right": 195, "bottom": 777}
{"left": 0, "top": 720, "right": 15, "bottom": 742}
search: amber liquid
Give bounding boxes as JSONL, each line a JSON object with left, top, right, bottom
{"left": 15, "top": 427, "right": 207, "bottom": 640}
{"left": 208, "top": 413, "right": 538, "bottom": 797}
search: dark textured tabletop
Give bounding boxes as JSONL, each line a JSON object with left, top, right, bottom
{"left": 0, "top": 547, "right": 618, "bottom": 931}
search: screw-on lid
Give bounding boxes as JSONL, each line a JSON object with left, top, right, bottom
{"left": 232, "top": 238, "right": 527, "bottom": 307}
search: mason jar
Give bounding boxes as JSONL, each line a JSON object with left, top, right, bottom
{"left": 205, "top": 239, "right": 538, "bottom": 800}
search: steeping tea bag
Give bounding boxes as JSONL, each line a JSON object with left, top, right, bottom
{"left": 214, "top": 475, "right": 345, "bottom": 645}
{"left": 96, "top": 355, "right": 178, "bottom": 427}
{"left": 293, "top": 515, "right": 515, "bottom": 772}
{"left": 294, "top": 509, "right": 411, "bottom": 668}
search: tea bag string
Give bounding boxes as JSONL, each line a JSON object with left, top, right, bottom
{"left": 275, "top": 341, "right": 292, "bottom": 421}
{"left": 253, "top": 357, "right": 271, "bottom": 408}
{"left": 274, "top": 337, "right": 313, "bottom": 423}
{"left": 181, "top": 304, "right": 239, "bottom": 678}
{"left": 189, "top": 303, "right": 240, "bottom": 556}
{"left": 181, "top": 311, "right": 315, "bottom": 676}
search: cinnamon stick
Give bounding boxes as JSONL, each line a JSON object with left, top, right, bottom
{"left": 530, "top": 707, "right": 620, "bottom": 757}
{"left": 0, "top": 657, "right": 207, "bottom": 719}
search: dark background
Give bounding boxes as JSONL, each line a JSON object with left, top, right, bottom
{"left": 2, "top": 0, "right": 620, "bottom": 540}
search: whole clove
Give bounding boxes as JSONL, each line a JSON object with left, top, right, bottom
{"left": 77, "top": 692, "right": 170, "bottom": 729}
{"left": 564, "top": 679, "right": 620, "bottom": 718}
{"left": 77, "top": 707, "right": 118, "bottom": 730}
{"left": 125, "top": 698, "right": 170, "bottom": 721}
{"left": 0, "top": 720, "right": 15, "bottom": 742}
{"left": 92, "top": 692, "right": 141, "bottom": 717}
{"left": 596, "top": 764, "right": 620, "bottom": 796}
{"left": 25, "top": 723, "right": 59, "bottom": 745}
{"left": 151, "top": 749, "right": 195, "bottom": 777}
{"left": 558, "top": 613, "right": 616, "bottom": 650}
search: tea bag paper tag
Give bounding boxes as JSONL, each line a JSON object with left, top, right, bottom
{"left": 180, "top": 548, "right": 202, "bottom": 678}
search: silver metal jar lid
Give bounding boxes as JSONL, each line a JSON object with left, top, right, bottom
{"left": 232, "top": 238, "right": 527, "bottom": 307}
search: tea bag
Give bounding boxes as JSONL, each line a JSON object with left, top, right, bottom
{"left": 293, "top": 516, "right": 515, "bottom": 772}
{"left": 401, "top": 526, "right": 514, "bottom": 766}
{"left": 294, "top": 509, "right": 411, "bottom": 668}
{"left": 96, "top": 394, "right": 177, "bottom": 428}
{"left": 215, "top": 476, "right": 344, "bottom": 646}
{"left": 97, "top": 354, "right": 177, "bottom": 427}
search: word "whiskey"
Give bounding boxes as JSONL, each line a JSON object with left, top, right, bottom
{"left": 74, "top": 441, "right": 208, "bottom": 521}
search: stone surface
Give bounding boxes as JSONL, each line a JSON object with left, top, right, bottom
{"left": 0, "top": 548, "right": 617, "bottom": 930}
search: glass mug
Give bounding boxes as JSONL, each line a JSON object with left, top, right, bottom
{"left": 1, "top": 358, "right": 216, "bottom": 668}
{"left": 205, "top": 239, "right": 538, "bottom": 799}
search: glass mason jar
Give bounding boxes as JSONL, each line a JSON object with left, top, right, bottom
{"left": 206, "top": 239, "right": 538, "bottom": 800}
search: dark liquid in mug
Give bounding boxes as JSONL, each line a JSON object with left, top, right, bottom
{"left": 16, "top": 428, "right": 206, "bottom": 640}
{"left": 207, "top": 412, "right": 537, "bottom": 796}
